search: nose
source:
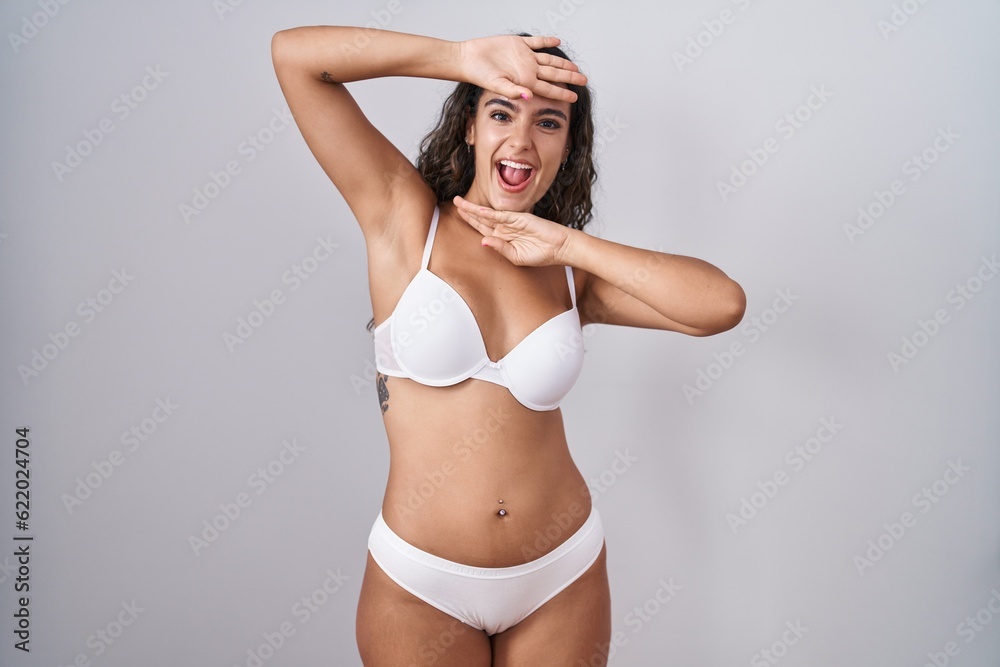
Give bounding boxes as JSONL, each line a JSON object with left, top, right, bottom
{"left": 505, "top": 118, "right": 533, "bottom": 151}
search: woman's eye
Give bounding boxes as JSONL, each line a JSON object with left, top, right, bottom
{"left": 539, "top": 120, "right": 561, "bottom": 130}
{"left": 490, "top": 111, "right": 510, "bottom": 122}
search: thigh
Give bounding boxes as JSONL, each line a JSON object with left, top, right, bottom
{"left": 490, "top": 543, "right": 612, "bottom": 667}
{"left": 356, "top": 552, "right": 492, "bottom": 667}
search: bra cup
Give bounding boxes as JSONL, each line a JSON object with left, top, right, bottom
{"left": 391, "top": 271, "right": 489, "bottom": 385}
{"left": 500, "top": 310, "right": 584, "bottom": 410}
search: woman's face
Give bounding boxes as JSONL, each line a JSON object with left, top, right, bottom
{"left": 463, "top": 89, "right": 572, "bottom": 212}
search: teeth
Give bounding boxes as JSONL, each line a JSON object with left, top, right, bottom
{"left": 499, "top": 160, "right": 533, "bottom": 170}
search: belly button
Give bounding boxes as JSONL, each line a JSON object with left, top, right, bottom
{"left": 497, "top": 499, "right": 506, "bottom": 517}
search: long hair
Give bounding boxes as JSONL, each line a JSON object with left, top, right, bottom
{"left": 366, "top": 35, "right": 597, "bottom": 333}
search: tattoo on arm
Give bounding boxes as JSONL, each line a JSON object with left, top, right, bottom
{"left": 376, "top": 372, "right": 389, "bottom": 414}
{"left": 320, "top": 71, "right": 338, "bottom": 84}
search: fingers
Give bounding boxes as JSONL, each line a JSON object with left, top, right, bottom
{"left": 453, "top": 197, "right": 518, "bottom": 227}
{"left": 536, "top": 64, "right": 587, "bottom": 88}
{"left": 452, "top": 195, "right": 500, "bottom": 227}
{"left": 453, "top": 197, "right": 497, "bottom": 235}
{"left": 453, "top": 198, "right": 528, "bottom": 248}
{"left": 532, "top": 59, "right": 586, "bottom": 103}
{"left": 518, "top": 36, "right": 589, "bottom": 96}
{"left": 529, "top": 80, "right": 579, "bottom": 104}
{"left": 535, "top": 52, "right": 581, "bottom": 73}
{"left": 520, "top": 35, "right": 562, "bottom": 51}
{"left": 486, "top": 76, "right": 532, "bottom": 104}
{"left": 453, "top": 195, "right": 495, "bottom": 218}
{"left": 453, "top": 194, "right": 489, "bottom": 217}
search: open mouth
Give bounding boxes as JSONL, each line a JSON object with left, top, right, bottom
{"left": 496, "top": 159, "right": 535, "bottom": 193}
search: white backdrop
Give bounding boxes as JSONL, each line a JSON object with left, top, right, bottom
{"left": 2, "top": 0, "right": 999, "bottom": 665}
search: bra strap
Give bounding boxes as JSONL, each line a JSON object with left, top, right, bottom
{"left": 565, "top": 265, "right": 577, "bottom": 308}
{"left": 420, "top": 206, "right": 440, "bottom": 270}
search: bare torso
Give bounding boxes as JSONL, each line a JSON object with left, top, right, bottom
{"left": 371, "top": 202, "right": 592, "bottom": 567}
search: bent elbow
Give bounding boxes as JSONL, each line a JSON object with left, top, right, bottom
{"left": 271, "top": 27, "right": 312, "bottom": 69}
{"left": 695, "top": 280, "right": 746, "bottom": 337}
{"left": 271, "top": 30, "right": 287, "bottom": 68}
{"left": 721, "top": 280, "right": 747, "bottom": 332}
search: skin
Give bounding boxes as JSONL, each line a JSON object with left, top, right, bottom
{"left": 365, "top": 88, "right": 605, "bottom": 665}
{"left": 271, "top": 28, "right": 745, "bottom": 666}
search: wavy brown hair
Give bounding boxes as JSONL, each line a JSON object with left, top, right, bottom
{"left": 366, "top": 35, "right": 596, "bottom": 333}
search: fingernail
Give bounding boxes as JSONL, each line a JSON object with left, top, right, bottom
{"left": 481, "top": 239, "right": 489, "bottom": 246}
{"left": 520, "top": 92, "right": 529, "bottom": 100}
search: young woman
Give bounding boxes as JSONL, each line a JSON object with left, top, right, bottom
{"left": 271, "top": 26, "right": 745, "bottom": 666}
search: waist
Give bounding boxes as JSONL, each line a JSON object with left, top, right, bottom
{"left": 372, "top": 503, "right": 602, "bottom": 575}
{"left": 381, "top": 439, "right": 591, "bottom": 567}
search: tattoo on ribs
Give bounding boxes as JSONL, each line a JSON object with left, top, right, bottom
{"left": 376, "top": 372, "right": 389, "bottom": 414}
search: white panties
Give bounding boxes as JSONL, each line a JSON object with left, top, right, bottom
{"left": 367, "top": 506, "right": 604, "bottom": 636}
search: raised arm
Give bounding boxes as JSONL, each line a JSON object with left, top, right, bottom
{"left": 270, "top": 27, "right": 586, "bottom": 245}
{"left": 270, "top": 27, "right": 457, "bottom": 243}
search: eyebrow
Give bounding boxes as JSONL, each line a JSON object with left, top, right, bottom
{"left": 485, "top": 98, "right": 568, "bottom": 122}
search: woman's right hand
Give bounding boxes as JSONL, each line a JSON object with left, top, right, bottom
{"left": 458, "top": 35, "right": 587, "bottom": 103}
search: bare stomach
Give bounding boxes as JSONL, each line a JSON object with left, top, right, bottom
{"left": 378, "top": 375, "right": 593, "bottom": 568}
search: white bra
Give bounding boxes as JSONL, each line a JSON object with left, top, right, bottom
{"left": 373, "top": 206, "right": 584, "bottom": 411}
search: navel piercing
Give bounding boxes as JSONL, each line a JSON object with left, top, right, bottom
{"left": 498, "top": 499, "right": 506, "bottom": 516}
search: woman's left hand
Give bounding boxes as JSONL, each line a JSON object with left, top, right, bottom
{"left": 453, "top": 196, "right": 572, "bottom": 267}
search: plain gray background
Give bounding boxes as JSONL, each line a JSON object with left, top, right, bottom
{"left": 2, "top": 0, "right": 999, "bottom": 665}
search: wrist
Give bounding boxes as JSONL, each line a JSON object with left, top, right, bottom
{"left": 406, "top": 35, "right": 466, "bottom": 83}
{"left": 557, "top": 226, "right": 589, "bottom": 268}
{"left": 448, "top": 39, "right": 467, "bottom": 83}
